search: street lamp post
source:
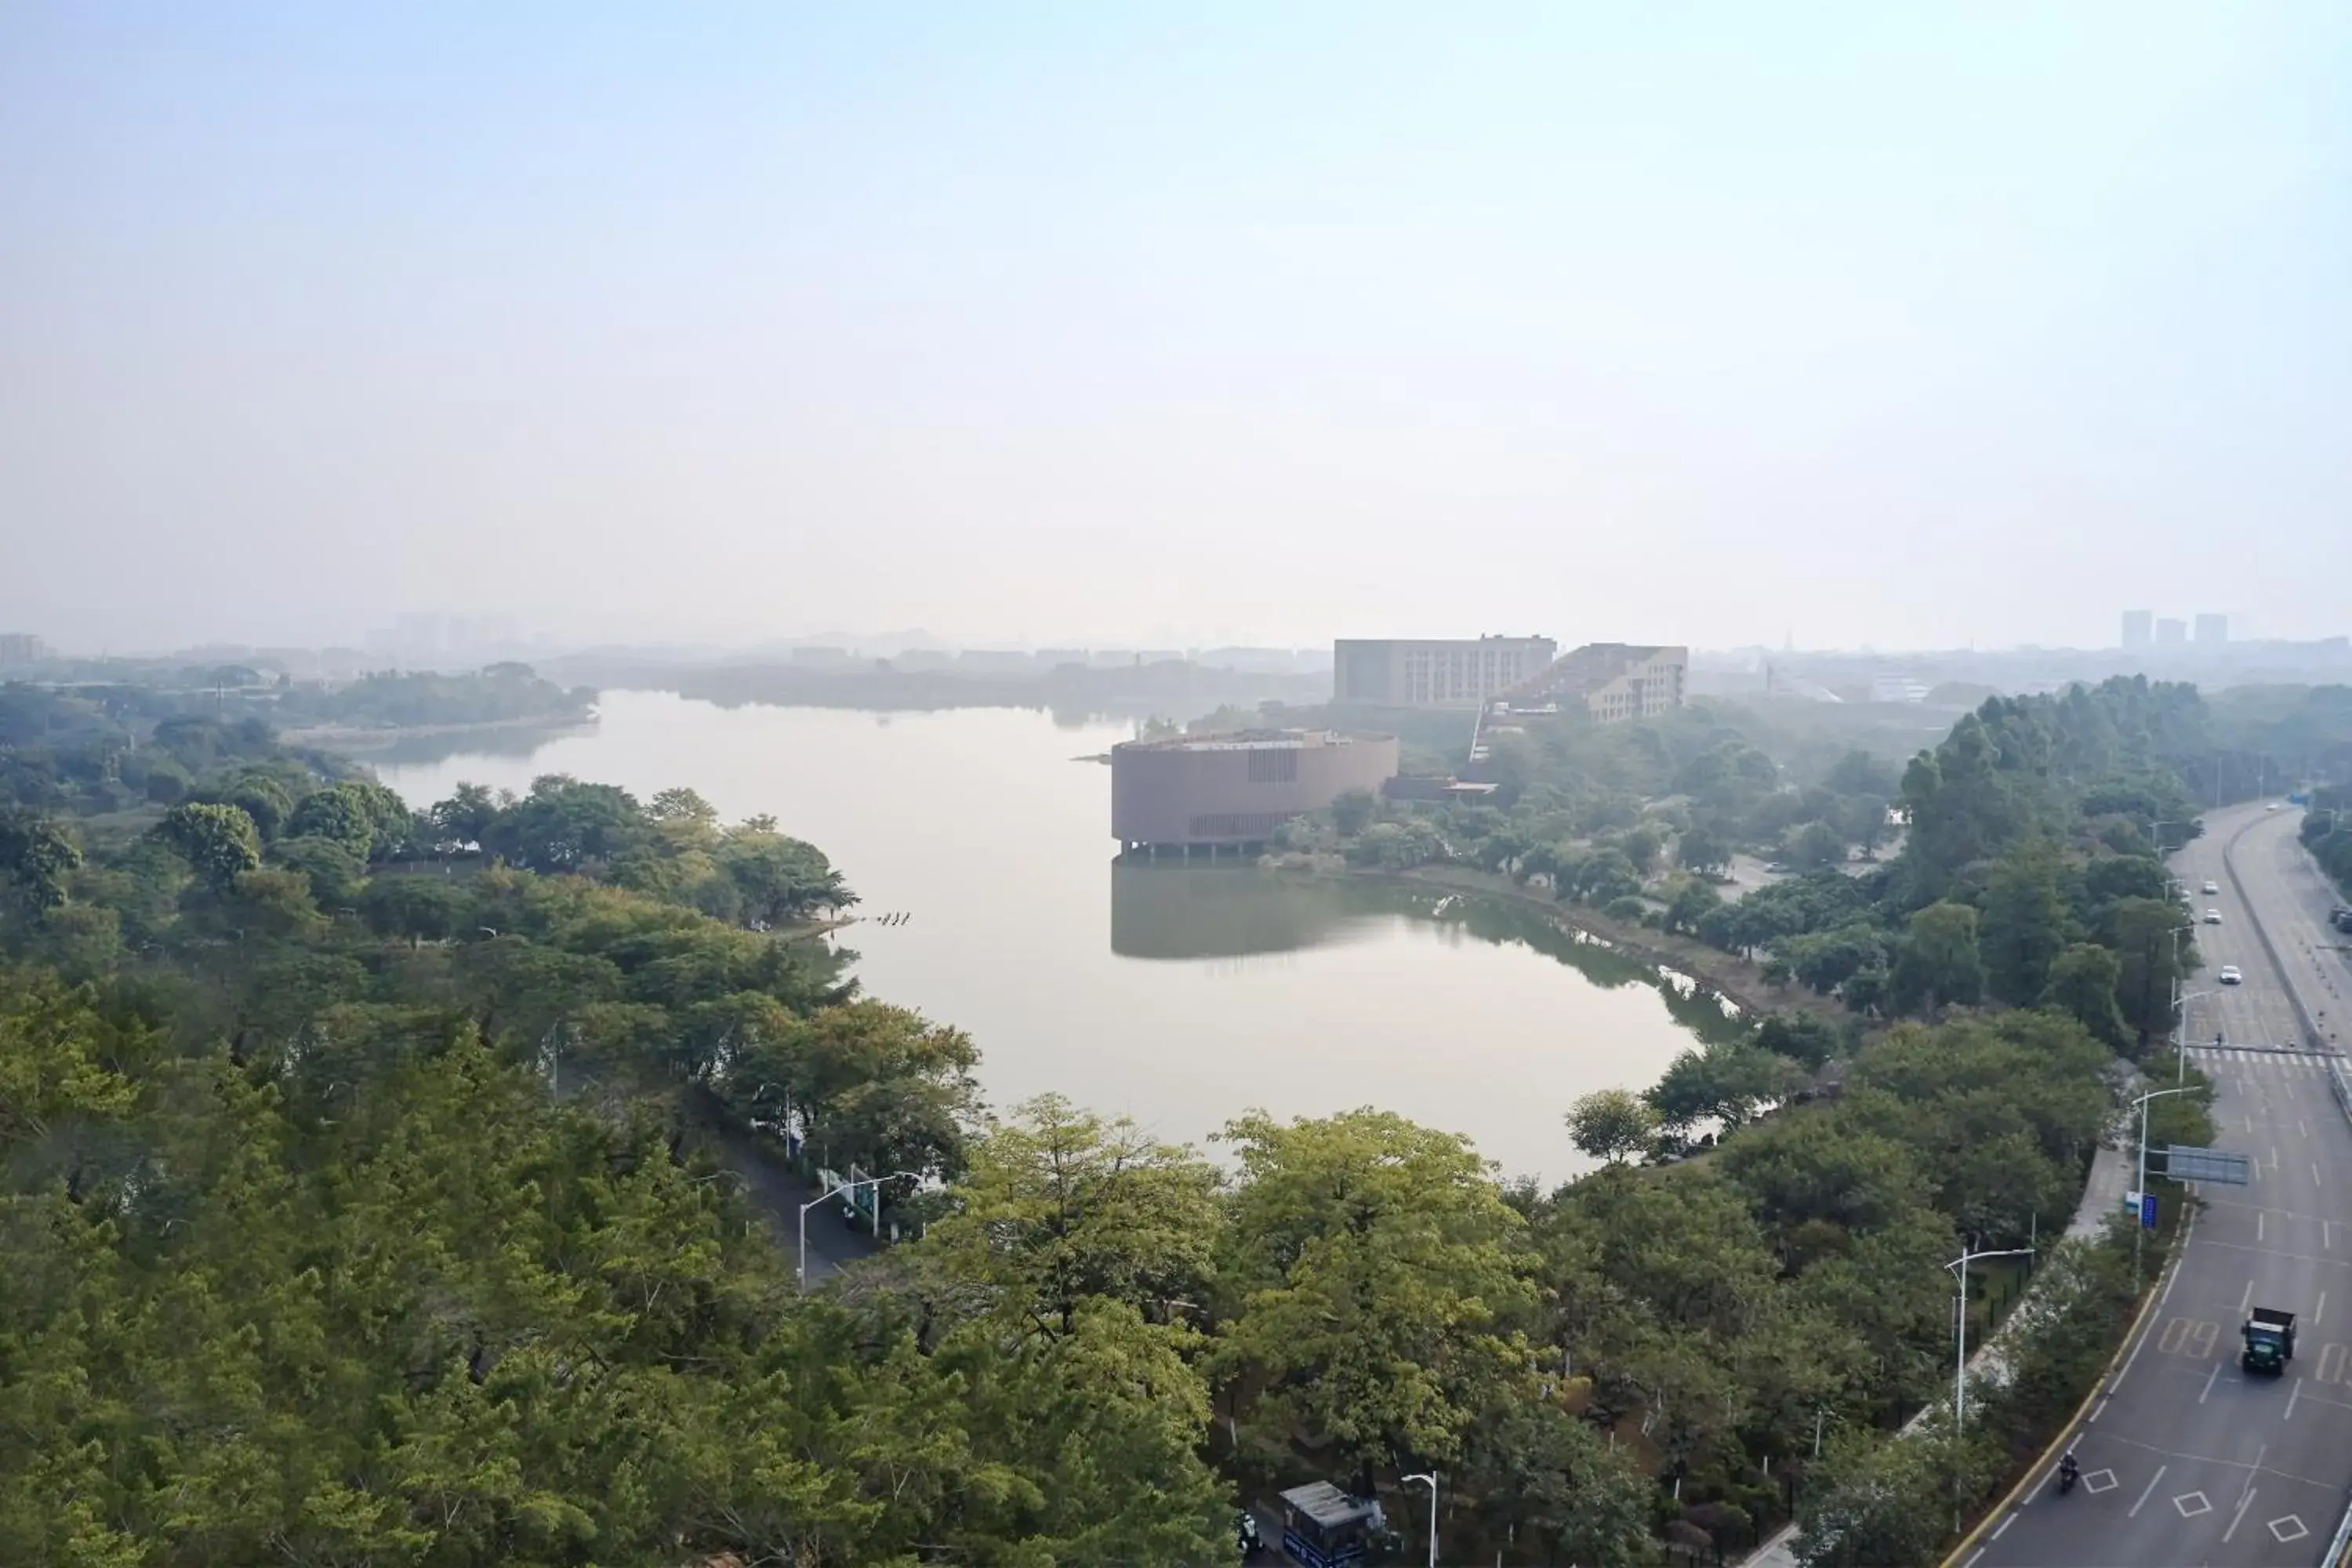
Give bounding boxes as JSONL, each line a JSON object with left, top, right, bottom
{"left": 2143, "top": 924, "right": 2194, "bottom": 1055}
{"left": 2173, "top": 988, "right": 2215, "bottom": 1085}
{"left": 1947, "top": 1246, "right": 2036, "bottom": 1435}
{"left": 798, "top": 1171, "right": 916, "bottom": 1292}
{"left": 2132, "top": 1087, "right": 2197, "bottom": 1279}
{"left": 1402, "top": 1472, "right": 1438, "bottom": 1568}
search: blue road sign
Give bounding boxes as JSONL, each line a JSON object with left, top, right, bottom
{"left": 2140, "top": 1193, "right": 2159, "bottom": 1230}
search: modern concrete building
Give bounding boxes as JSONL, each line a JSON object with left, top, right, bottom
{"left": 0, "top": 633, "right": 48, "bottom": 667}
{"left": 2155, "top": 618, "right": 2188, "bottom": 647}
{"left": 2121, "top": 611, "right": 2153, "bottom": 650}
{"left": 1507, "top": 643, "right": 1689, "bottom": 724}
{"left": 1332, "top": 635, "right": 1555, "bottom": 710}
{"left": 1111, "top": 728, "right": 1399, "bottom": 853}
{"left": 2195, "top": 613, "right": 2228, "bottom": 646}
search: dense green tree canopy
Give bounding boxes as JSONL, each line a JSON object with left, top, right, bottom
{"left": 0, "top": 682, "right": 2216, "bottom": 1565}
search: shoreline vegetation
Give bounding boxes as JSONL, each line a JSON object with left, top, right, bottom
{"left": 1367, "top": 861, "right": 1849, "bottom": 1028}
{"left": 557, "top": 652, "right": 1329, "bottom": 721}
{"left": 280, "top": 712, "right": 600, "bottom": 750}
{"left": 14, "top": 673, "right": 2347, "bottom": 1564}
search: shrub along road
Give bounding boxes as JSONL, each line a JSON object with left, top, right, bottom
{"left": 1970, "top": 804, "right": 2352, "bottom": 1568}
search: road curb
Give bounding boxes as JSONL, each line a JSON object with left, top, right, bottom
{"left": 1936, "top": 1191, "right": 2193, "bottom": 1566}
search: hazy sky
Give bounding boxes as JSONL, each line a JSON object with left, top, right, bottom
{"left": 5, "top": 4, "right": 2348, "bottom": 655}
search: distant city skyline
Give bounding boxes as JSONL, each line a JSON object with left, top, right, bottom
{"left": 7, "top": 6, "right": 2348, "bottom": 658}
{"left": 13, "top": 604, "right": 2342, "bottom": 665}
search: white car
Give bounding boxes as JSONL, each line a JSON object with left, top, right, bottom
{"left": 2203, "top": 909, "right": 2223, "bottom": 924}
{"left": 2202, "top": 880, "right": 2220, "bottom": 895}
{"left": 2220, "top": 964, "right": 2243, "bottom": 985}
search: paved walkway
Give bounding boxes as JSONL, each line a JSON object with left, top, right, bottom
{"left": 1737, "top": 1134, "right": 2132, "bottom": 1567}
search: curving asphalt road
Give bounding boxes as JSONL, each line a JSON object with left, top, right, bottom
{"left": 1969, "top": 803, "right": 2352, "bottom": 1568}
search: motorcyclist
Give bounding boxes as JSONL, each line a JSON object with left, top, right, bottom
{"left": 1236, "top": 1512, "right": 1263, "bottom": 1558}
{"left": 2059, "top": 1450, "right": 2081, "bottom": 1491}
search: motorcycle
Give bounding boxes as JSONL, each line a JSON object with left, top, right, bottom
{"left": 1236, "top": 1512, "right": 1264, "bottom": 1559}
{"left": 2056, "top": 1456, "right": 2080, "bottom": 1496}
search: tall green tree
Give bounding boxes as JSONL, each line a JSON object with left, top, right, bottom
{"left": 1978, "top": 847, "right": 2071, "bottom": 1006}
{"left": 1798, "top": 1426, "right": 2002, "bottom": 1568}
{"left": 1678, "top": 824, "right": 1731, "bottom": 876}
{"left": 2040, "top": 942, "right": 2128, "bottom": 1044}
{"left": 0, "top": 809, "right": 81, "bottom": 911}
{"left": 1214, "top": 1110, "right": 1535, "bottom": 1490}
{"left": 927, "top": 1094, "right": 1221, "bottom": 1335}
{"left": 1567, "top": 1088, "right": 1659, "bottom": 1163}
{"left": 288, "top": 779, "right": 415, "bottom": 861}
{"left": 1646, "top": 1041, "right": 1802, "bottom": 1136}
{"left": 154, "top": 800, "right": 262, "bottom": 891}
{"left": 2110, "top": 895, "right": 2194, "bottom": 1044}
{"left": 1462, "top": 1397, "right": 1661, "bottom": 1567}
{"left": 1664, "top": 877, "right": 1722, "bottom": 935}
{"left": 1889, "top": 901, "right": 1987, "bottom": 1015}
{"left": 430, "top": 781, "right": 506, "bottom": 848}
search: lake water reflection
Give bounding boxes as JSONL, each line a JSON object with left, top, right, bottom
{"left": 374, "top": 691, "right": 1735, "bottom": 1182}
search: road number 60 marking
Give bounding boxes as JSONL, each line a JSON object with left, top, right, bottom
{"left": 2159, "top": 1317, "right": 2220, "bottom": 1359}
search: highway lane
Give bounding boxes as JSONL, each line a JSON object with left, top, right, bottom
{"left": 2223, "top": 808, "right": 2352, "bottom": 1060}
{"left": 1970, "top": 803, "right": 2352, "bottom": 1568}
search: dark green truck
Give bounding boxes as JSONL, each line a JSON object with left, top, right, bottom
{"left": 2242, "top": 1308, "right": 2296, "bottom": 1376}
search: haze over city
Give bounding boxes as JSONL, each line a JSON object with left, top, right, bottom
{"left": 6, "top": 2, "right": 2349, "bottom": 656}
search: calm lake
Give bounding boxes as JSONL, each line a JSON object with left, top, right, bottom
{"left": 376, "top": 691, "right": 1735, "bottom": 1182}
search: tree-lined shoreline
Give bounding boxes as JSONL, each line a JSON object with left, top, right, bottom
{"left": 0, "top": 674, "right": 2286, "bottom": 1565}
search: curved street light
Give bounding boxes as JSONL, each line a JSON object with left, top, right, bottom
{"left": 798, "top": 1171, "right": 917, "bottom": 1292}
{"left": 2172, "top": 988, "right": 2216, "bottom": 1085}
{"left": 1947, "top": 1246, "right": 2034, "bottom": 1433}
{"left": 2132, "top": 1086, "right": 2198, "bottom": 1279}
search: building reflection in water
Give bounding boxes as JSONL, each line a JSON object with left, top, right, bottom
{"left": 1108, "top": 860, "right": 1377, "bottom": 960}
{"left": 1107, "top": 858, "right": 1749, "bottom": 1045}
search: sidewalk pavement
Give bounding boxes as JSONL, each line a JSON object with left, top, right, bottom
{"left": 1737, "top": 1134, "right": 2132, "bottom": 1567}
